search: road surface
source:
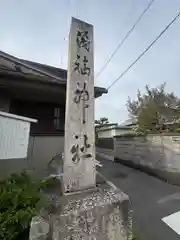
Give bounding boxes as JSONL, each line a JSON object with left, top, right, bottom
{"left": 97, "top": 157, "right": 180, "bottom": 240}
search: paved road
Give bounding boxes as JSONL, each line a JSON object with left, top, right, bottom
{"left": 97, "top": 157, "right": 180, "bottom": 240}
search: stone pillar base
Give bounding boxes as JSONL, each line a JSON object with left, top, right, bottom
{"left": 29, "top": 183, "right": 132, "bottom": 240}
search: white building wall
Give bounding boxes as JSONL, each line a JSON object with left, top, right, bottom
{"left": 97, "top": 128, "right": 134, "bottom": 138}
{"left": 115, "top": 128, "right": 133, "bottom": 136}
{"left": 97, "top": 129, "right": 113, "bottom": 138}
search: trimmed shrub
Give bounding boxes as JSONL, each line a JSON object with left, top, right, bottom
{"left": 0, "top": 172, "right": 50, "bottom": 240}
{"left": 175, "top": 128, "right": 180, "bottom": 133}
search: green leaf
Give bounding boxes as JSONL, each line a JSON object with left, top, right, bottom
{"left": 0, "top": 172, "right": 48, "bottom": 240}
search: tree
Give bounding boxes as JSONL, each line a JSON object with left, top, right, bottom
{"left": 126, "top": 83, "right": 180, "bottom": 132}
{"left": 95, "top": 117, "right": 109, "bottom": 128}
{"left": 95, "top": 117, "right": 109, "bottom": 142}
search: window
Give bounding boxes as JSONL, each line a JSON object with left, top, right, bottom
{"left": 54, "top": 107, "right": 61, "bottom": 130}
{"left": 10, "top": 100, "right": 65, "bottom": 135}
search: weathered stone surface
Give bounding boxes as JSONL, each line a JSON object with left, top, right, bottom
{"left": 29, "top": 184, "right": 132, "bottom": 240}
{"left": 63, "top": 17, "right": 96, "bottom": 193}
{"left": 29, "top": 216, "right": 50, "bottom": 240}
{"left": 51, "top": 184, "right": 132, "bottom": 240}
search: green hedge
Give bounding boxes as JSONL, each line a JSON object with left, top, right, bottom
{"left": 175, "top": 128, "right": 180, "bottom": 133}
{"left": 0, "top": 172, "right": 52, "bottom": 240}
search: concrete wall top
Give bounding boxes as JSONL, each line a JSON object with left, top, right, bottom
{"left": 148, "top": 133, "right": 180, "bottom": 137}
{"left": 114, "top": 135, "right": 147, "bottom": 141}
{"left": 0, "top": 111, "right": 37, "bottom": 123}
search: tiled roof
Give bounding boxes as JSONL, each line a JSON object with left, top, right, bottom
{"left": 20, "top": 59, "right": 67, "bottom": 81}
{"left": 120, "top": 117, "right": 138, "bottom": 126}
{"left": 0, "top": 50, "right": 67, "bottom": 83}
{"left": 0, "top": 50, "right": 107, "bottom": 96}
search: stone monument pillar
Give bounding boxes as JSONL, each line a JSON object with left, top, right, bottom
{"left": 63, "top": 17, "right": 96, "bottom": 193}
{"left": 29, "top": 17, "right": 132, "bottom": 240}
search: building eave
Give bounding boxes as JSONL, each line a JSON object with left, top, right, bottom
{"left": 97, "top": 125, "right": 133, "bottom": 132}
{"left": 0, "top": 50, "right": 108, "bottom": 98}
{"left": 94, "top": 86, "right": 108, "bottom": 98}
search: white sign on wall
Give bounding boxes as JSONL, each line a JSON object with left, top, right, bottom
{"left": 0, "top": 111, "right": 37, "bottom": 160}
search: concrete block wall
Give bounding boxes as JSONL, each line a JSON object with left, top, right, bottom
{"left": 114, "top": 135, "right": 180, "bottom": 172}
{"left": 96, "top": 138, "right": 114, "bottom": 161}
{"left": 96, "top": 138, "right": 114, "bottom": 149}
{"left": 0, "top": 135, "right": 64, "bottom": 180}
{"left": 114, "top": 134, "right": 180, "bottom": 185}
{"left": 28, "top": 136, "right": 64, "bottom": 169}
{"left": 0, "top": 157, "right": 30, "bottom": 180}
{"left": 96, "top": 147, "right": 114, "bottom": 161}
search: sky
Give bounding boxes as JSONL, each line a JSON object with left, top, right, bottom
{"left": 1, "top": 0, "right": 180, "bottom": 124}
